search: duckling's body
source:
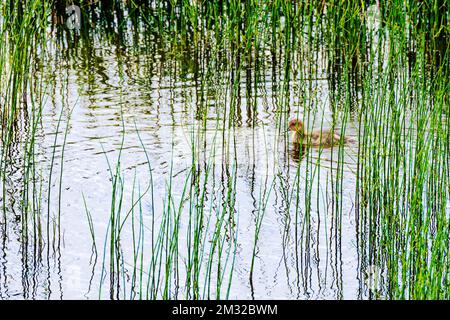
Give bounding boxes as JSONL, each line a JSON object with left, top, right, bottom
{"left": 289, "top": 119, "right": 349, "bottom": 148}
{"left": 292, "top": 130, "right": 342, "bottom": 147}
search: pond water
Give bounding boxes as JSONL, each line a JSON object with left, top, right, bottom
{"left": 0, "top": 3, "right": 447, "bottom": 300}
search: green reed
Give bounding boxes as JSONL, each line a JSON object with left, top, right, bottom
{"left": 0, "top": 0, "right": 448, "bottom": 300}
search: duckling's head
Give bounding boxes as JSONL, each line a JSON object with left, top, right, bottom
{"left": 288, "top": 119, "right": 304, "bottom": 133}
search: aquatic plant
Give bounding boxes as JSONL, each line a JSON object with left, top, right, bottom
{"left": 0, "top": 0, "right": 448, "bottom": 299}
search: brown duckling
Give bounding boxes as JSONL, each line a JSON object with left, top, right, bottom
{"left": 288, "top": 119, "right": 350, "bottom": 148}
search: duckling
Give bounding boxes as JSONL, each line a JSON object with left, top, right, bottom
{"left": 288, "top": 119, "right": 350, "bottom": 148}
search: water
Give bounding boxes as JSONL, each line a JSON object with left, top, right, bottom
{"left": 1, "top": 4, "right": 446, "bottom": 300}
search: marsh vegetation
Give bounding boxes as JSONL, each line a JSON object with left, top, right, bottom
{"left": 0, "top": 0, "right": 448, "bottom": 299}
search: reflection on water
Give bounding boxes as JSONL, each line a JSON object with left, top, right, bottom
{"left": 0, "top": 2, "right": 447, "bottom": 300}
